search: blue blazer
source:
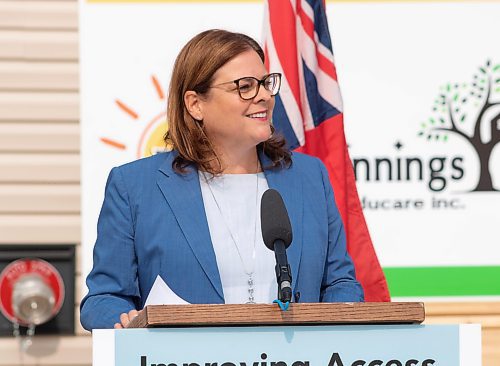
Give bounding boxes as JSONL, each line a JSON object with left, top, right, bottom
{"left": 80, "top": 150, "right": 364, "bottom": 330}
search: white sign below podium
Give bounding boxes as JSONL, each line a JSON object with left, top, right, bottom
{"left": 93, "top": 324, "right": 481, "bottom": 366}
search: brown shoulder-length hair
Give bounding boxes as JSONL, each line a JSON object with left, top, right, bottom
{"left": 164, "top": 29, "right": 291, "bottom": 175}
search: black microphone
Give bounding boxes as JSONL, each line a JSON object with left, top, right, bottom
{"left": 260, "top": 189, "right": 293, "bottom": 303}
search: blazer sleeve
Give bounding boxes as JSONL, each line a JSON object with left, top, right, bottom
{"left": 317, "top": 160, "right": 365, "bottom": 302}
{"left": 80, "top": 167, "right": 140, "bottom": 330}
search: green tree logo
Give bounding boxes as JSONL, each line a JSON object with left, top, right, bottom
{"left": 419, "top": 60, "right": 500, "bottom": 191}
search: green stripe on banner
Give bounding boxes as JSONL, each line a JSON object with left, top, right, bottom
{"left": 383, "top": 266, "right": 500, "bottom": 297}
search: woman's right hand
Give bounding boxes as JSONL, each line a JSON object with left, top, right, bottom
{"left": 114, "top": 309, "right": 140, "bottom": 329}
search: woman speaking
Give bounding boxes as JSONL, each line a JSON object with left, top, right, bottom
{"left": 80, "top": 29, "right": 364, "bottom": 331}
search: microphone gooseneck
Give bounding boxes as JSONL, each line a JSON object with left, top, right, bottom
{"left": 260, "top": 189, "right": 293, "bottom": 303}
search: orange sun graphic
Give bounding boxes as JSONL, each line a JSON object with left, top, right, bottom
{"left": 99, "top": 75, "right": 170, "bottom": 158}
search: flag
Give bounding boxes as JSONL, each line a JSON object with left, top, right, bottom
{"left": 263, "top": 0, "right": 390, "bottom": 301}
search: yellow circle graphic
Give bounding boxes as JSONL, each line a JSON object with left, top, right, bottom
{"left": 137, "top": 112, "right": 171, "bottom": 158}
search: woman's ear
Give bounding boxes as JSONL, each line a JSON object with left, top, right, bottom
{"left": 184, "top": 91, "right": 203, "bottom": 121}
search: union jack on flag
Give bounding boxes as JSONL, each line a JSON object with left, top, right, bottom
{"left": 263, "top": 0, "right": 390, "bottom": 301}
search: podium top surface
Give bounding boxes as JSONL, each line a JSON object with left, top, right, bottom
{"left": 127, "top": 302, "right": 425, "bottom": 328}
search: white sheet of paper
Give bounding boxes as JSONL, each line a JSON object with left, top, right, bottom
{"left": 144, "top": 275, "right": 190, "bottom": 306}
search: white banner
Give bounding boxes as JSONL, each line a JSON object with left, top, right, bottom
{"left": 80, "top": 1, "right": 500, "bottom": 299}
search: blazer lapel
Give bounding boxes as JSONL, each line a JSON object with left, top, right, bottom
{"left": 156, "top": 154, "right": 224, "bottom": 301}
{"left": 261, "top": 152, "right": 304, "bottom": 294}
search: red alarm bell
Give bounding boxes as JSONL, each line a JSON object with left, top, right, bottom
{"left": 0, "top": 259, "right": 65, "bottom": 326}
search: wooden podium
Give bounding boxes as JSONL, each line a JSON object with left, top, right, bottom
{"left": 126, "top": 302, "right": 425, "bottom": 328}
{"left": 93, "top": 303, "right": 481, "bottom": 366}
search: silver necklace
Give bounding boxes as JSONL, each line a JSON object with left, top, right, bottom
{"left": 201, "top": 167, "right": 260, "bottom": 304}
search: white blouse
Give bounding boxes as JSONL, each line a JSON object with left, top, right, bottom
{"left": 199, "top": 172, "right": 277, "bottom": 304}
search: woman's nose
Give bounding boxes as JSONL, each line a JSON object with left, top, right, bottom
{"left": 254, "top": 84, "right": 273, "bottom": 103}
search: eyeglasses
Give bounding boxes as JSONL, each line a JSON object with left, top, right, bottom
{"left": 210, "top": 73, "right": 282, "bottom": 100}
